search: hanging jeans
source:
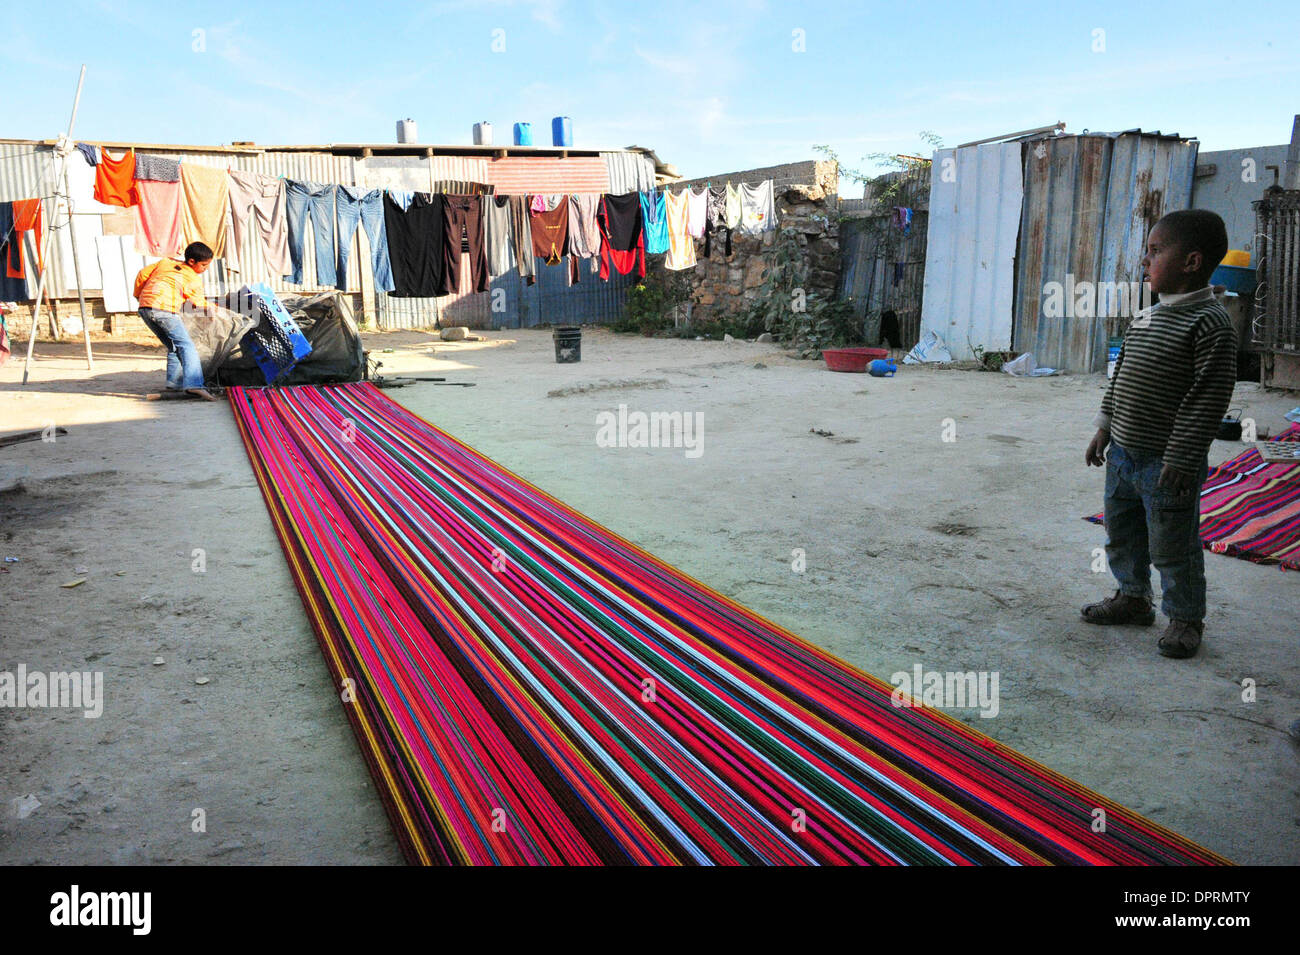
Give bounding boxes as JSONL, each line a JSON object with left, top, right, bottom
{"left": 284, "top": 180, "right": 336, "bottom": 286}
{"left": 335, "top": 186, "right": 394, "bottom": 293}
{"left": 138, "top": 307, "right": 204, "bottom": 390}
{"left": 441, "top": 194, "right": 488, "bottom": 294}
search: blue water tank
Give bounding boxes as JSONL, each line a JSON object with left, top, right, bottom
{"left": 513, "top": 122, "right": 533, "bottom": 146}
{"left": 551, "top": 116, "right": 573, "bottom": 147}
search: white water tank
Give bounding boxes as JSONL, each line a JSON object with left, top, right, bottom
{"left": 396, "top": 119, "right": 418, "bottom": 144}
{"left": 473, "top": 122, "right": 493, "bottom": 145}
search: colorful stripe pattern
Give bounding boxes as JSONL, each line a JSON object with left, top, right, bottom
{"left": 1087, "top": 424, "right": 1300, "bottom": 571}
{"left": 232, "top": 383, "right": 1227, "bottom": 865}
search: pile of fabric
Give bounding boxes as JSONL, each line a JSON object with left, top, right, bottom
{"left": 232, "top": 381, "right": 1227, "bottom": 866}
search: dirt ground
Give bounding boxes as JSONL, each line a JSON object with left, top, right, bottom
{"left": 1, "top": 327, "right": 1297, "bottom": 865}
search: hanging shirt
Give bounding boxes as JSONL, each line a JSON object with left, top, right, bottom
{"left": 383, "top": 192, "right": 446, "bottom": 297}
{"left": 5, "top": 198, "right": 44, "bottom": 281}
{"left": 94, "top": 148, "right": 138, "bottom": 207}
{"left": 596, "top": 193, "right": 645, "bottom": 281}
{"left": 686, "top": 186, "right": 708, "bottom": 238}
{"left": 724, "top": 183, "right": 742, "bottom": 230}
{"left": 485, "top": 195, "right": 516, "bottom": 277}
{"left": 664, "top": 189, "right": 696, "bottom": 271}
{"left": 640, "top": 190, "right": 669, "bottom": 254}
{"left": 567, "top": 194, "right": 602, "bottom": 259}
{"left": 134, "top": 259, "right": 207, "bottom": 312}
{"left": 530, "top": 203, "right": 569, "bottom": 264}
{"left": 739, "top": 180, "right": 777, "bottom": 234}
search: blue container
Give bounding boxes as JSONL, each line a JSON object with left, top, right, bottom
{"left": 513, "top": 122, "right": 533, "bottom": 146}
{"left": 867, "top": 359, "right": 897, "bottom": 378}
{"left": 551, "top": 116, "right": 573, "bottom": 147}
{"left": 1210, "top": 265, "right": 1257, "bottom": 295}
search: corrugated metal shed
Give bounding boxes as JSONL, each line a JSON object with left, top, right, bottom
{"left": 1014, "top": 131, "right": 1197, "bottom": 371}
{"left": 920, "top": 142, "right": 1023, "bottom": 359}
{"left": 603, "top": 151, "right": 656, "bottom": 194}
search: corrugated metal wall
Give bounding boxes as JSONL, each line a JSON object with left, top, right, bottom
{"left": 1014, "top": 132, "right": 1197, "bottom": 372}
{"left": 920, "top": 142, "right": 1023, "bottom": 359}
{"left": 602, "top": 151, "right": 656, "bottom": 194}
{"left": 1255, "top": 189, "right": 1300, "bottom": 349}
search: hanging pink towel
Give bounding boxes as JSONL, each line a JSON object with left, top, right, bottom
{"left": 134, "top": 179, "right": 185, "bottom": 260}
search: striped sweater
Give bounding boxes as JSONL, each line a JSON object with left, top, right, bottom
{"left": 1096, "top": 287, "right": 1237, "bottom": 475}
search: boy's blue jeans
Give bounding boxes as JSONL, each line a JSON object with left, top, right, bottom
{"left": 138, "top": 307, "right": 204, "bottom": 390}
{"left": 1103, "top": 442, "right": 1208, "bottom": 622}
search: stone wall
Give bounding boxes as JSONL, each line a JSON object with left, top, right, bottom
{"left": 669, "top": 160, "right": 840, "bottom": 325}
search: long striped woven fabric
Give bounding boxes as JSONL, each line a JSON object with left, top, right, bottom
{"left": 231, "top": 383, "right": 1227, "bottom": 865}
{"left": 1086, "top": 424, "right": 1300, "bottom": 571}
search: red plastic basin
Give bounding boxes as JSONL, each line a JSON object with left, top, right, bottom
{"left": 823, "top": 347, "right": 889, "bottom": 372}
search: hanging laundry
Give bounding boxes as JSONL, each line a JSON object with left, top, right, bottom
{"left": 0, "top": 203, "right": 32, "bottom": 300}
{"left": 94, "top": 148, "right": 138, "bottom": 207}
{"left": 686, "top": 186, "right": 708, "bottom": 238}
{"left": 441, "top": 194, "right": 488, "bottom": 294}
{"left": 388, "top": 189, "right": 415, "bottom": 212}
{"left": 74, "top": 142, "right": 98, "bottom": 166}
{"left": 335, "top": 185, "right": 393, "bottom": 293}
{"left": 739, "top": 180, "right": 777, "bottom": 235}
{"left": 704, "top": 187, "right": 732, "bottom": 258}
{"left": 179, "top": 163, "right": 230, "bottom": 258}
{"left": 134, "top": 179, "right": 185, "bottom": 259}
{"left": 640, "top": 190, "right": 669, "bottom": 254}
{"left": 226, "top": 170, "right": 291, "bottom": 278}
{"left": 284, "top": 179, "right": 337, "bottom": 286}
{"left": 383, "top": 192, "right": 445, "bottom": 297}
{"left": 530, "top": 194, "right": 564, "bottom": 213}
{"left": 134, "top": 154, "right": 180, "bottom": 182}
{"left": 892, "top": 206, "right": 913, "bottom": 235}
{"left": 567, "top": 194, "right": 602, "bottom": 259}
{"left": 664, "top": 189, "right": 696, "bottom": 271}
{"left": 508, "top": 196, "right": 537, "bottom": 282}
{"left": 724, "top": 183, "right": 742, "bottom": 230}
{"left": 5, "top": 199, "right": 44, "bottom": 285}
{"left": 530, "top": 202, "right": 569, "bottom": 265}
{"left": 596, "top": 192, "right": 645, "bottom": 281}
{"left": 64, "top": 149, "right": 119, "bottom": 215}
{"left": 484, "top": 195, "right": 516, "bottom": 278}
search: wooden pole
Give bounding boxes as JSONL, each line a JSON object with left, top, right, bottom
{"left": 22, "top": 64, "right": 87, "bottom": 385}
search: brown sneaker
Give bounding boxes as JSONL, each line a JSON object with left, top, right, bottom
{"left": 1081, "top": 590, "right": 1156, "bottom": 626}
{"left": 185, "top": 388, "right": 219, "bottom": 402}
{"left": 1158, "top": 619, "right": 1203, "bottom": 659}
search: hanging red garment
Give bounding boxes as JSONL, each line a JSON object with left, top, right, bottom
{"left": 596, "top": 193, "right": 645, "bottom": 281}
{"left": 5, "top": 198, "right": 44, "bottom": 279}
{"left": 94, "top": 148, "right": 138, "bottom": 207}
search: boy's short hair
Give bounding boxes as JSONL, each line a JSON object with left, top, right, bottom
{"left": 184, "top": 242, "right": 214, "bottom": 263}
{"left": 1157, "top": 210, "right": 1228, "bottom": 282}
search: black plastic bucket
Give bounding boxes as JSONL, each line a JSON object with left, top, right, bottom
{"left": 553, "top": 325, "right": 582, "bottom": 363}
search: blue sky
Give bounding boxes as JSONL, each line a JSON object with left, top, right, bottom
{"left": 9, "top": 0, "right": 1299, "bottom": 191}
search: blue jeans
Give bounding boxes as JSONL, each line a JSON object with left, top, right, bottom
{"left": 284, "top": 180, "right": 336, "bottom": 286}
{"left": 138, "top": 307, "right": 204, "bottom": 390}
{"left": 1103, "top": 442, "right": 1208, "bottom": 621}
{"left": 335, "top": 186, "right": 394, "bottom": 292}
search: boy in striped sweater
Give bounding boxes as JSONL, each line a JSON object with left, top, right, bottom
{"left": 1082, "top": 210, "right": 1236, "bottom": 659}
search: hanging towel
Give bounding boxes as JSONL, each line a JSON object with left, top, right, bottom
{"left": 508, "top": 196, "right": 537, "bottom": 281}
{"left": 95, "top": 234, "right": 155, "bottom": 313}
{"left": 134, "top": 154, "right": 181, "bottom": 182}
{"left": 134, "top": 179, "right": 185, "bottom": 259}
{"left": 227, "top": 170, "right": 290, "bottom": 276}
{"left": 567, "top": 194, "right": 602, "bottom": 259}
{"left": 383, "top": 192, "right": 445, "bottom": 297}
{"left": 664, "top": 189, "right": 696, "bottom": 271}
{"left": 640, "top": 190, "right": 669, "bottom": 254}
{"left": 596, "top": 192, "right": 645, "bottom": 281}
{"left": 530, "top": 203, "right": 569, "bottom": 265}
{"left": 179, "top": 163, "right": 230, "bottom": 257}
{"left": 724, "top": 183, "right": 742, "bottom": 230}
{"left": 74, "top": 142, "right": 98, "bottom": 166}
{"left": 686, "top": 186, "right": 708, "bottom": 238}
{"left": 94, "top": 148, "right": 138, "bottom": 207}
{"left": 485, "top": 195, "right": 516, "bottom": 277}
{"left": 739, "top": 180, "right": 777, "bottom": 235}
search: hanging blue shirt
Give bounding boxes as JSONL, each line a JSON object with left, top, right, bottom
{"left": 640, "top": 190, "right": 669, "bottom": 255}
